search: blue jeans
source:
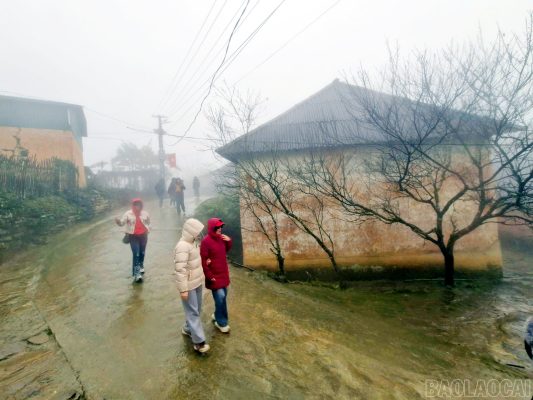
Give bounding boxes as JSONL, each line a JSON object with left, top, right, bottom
{"left": 129, "top": 234, "right": 147, "bottom": 276}
{"left": 212, "top": 287, "right": 229, "bottom": 327}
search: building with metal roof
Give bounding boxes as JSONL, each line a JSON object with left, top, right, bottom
{"left": 216, "top": 80, "right": 502, "bottom": 278}
{"left": 0, "top": 95, "right": 88, "bottom": 186}
{"left": 217, "top": 79, "right": 494, "bottom": 162}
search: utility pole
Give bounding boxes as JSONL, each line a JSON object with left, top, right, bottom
{"left": 152, "top": 115, "right": 167, "bottom": 181}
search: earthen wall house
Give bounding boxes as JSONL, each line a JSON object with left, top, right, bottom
{"left": 0, "top": 95, "right": 87, "bottom": 187}
{"left": 217, "top": 80, "right": 502, "bottom": 276}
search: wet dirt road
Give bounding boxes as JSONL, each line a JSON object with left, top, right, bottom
{"left": 0, "top": 200, "right": 532, "bottom": 399}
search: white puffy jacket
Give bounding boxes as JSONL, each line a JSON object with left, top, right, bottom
{"left": 174, "top": 218, "right": 205, "bottom": 293}
{"left": 117, "top": 210, "right": 150, "bottom": 234}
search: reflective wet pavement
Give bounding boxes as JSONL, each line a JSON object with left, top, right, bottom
{"left": 0, "top": 201, "right": 532, "bottom": 399}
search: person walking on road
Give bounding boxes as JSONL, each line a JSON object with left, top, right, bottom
{"left": 193, "top": 176, "right": 200, "bottom": 199}
{"left": 175, "top": 178, "right": 186, "bottom": 216}
{"left": 168, "top": 178, "right": 177, "bottom": 207}
{"left": 155, "top": 178, "right": 165, "bottom": 208}
{"left": 115, "top": 198, "right": 150, "bottom": 283}
{"left": 175, "top": 218, "right": 210, "bottom": 354}
{"left": 201, "top": 218, "right": 232, "bottom": 333}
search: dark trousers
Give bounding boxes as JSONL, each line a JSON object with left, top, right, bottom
{"left": 129, "top": 233, "right": 147, "bottom": 276}
{"left": 176, "top": 195, "right": 185, "bottom": 214}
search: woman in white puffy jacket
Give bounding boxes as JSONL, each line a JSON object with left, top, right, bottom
{"left": 175, "top": 218, "right": 210, "bottom": 353}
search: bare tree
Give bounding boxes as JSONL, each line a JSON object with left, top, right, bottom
{"left": 297, "top": 16, "right": 533, "bottom": 286}
{"left": 240, "top": 157, "right": 340, "bottom": 275}
{"left": 207, "top": 86, "right": 340, "bottom": 276}
{"left": 206, "top": 86, "right": 288, "bottom": 275}
{"left": 205, "top": 82, "right": 265, "bottom": 151}
{"left": 239, "top": 166, "right": 287, "bottom": 275}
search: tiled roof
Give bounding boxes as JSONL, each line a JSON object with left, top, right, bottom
{"left": 216, "top": 79, "right": 493, "bottom": 162}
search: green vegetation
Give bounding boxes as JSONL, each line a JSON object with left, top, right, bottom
{"left": 0, "top": 187, "right": 134, "bottom": 263}
{"left": 194, "top": 194, "right": 242, "bottom": 263}
{"left": 0, "top": 151, "right": 160, "bottom": 263}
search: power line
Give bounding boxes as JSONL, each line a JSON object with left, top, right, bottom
{"left": 156, "top": 0, "right": 222, "bottom": 113}
{"left": 0, "top": 90, "right": 151, "bottom": 132}
{"left": 164, "top": 0, "right": 342, "bottom": 152}
{"left": 162, "top": 0, "right": 261, "bottom": 116}
{"left": 166, "top": 0, "right": 287, "bottom": 141}
{"left": 167, "top": 0, "right": 340, "bottom": 124}
{"left": 235, "top": 0, "right": 343, "bottom": 85}
{"left": 168, "top": 0, "right": 286, "bottom": 123}
{"left": 165, "top": 0, "right": 254, "bottom": 146}
{"left": 84, "top": 107, "right": 152, "bottom": 130}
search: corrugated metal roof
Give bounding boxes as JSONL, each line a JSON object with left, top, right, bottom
{"left": 216, "top": 79, "right": 493, "bottom": 162}
{"left": 0, "top": 95, "right": 87, "bottom": 143}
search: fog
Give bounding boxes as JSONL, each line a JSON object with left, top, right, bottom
{"left": 0, "top": 0, "right": 530, "bottom": 177}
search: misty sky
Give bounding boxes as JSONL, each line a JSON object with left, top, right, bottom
{"left": 1, "top": 0, "right": 531, "bottom": 179}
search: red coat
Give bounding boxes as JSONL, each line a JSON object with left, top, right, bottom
{"left": 200, "top": 218, "right": 232, "bottom": 290}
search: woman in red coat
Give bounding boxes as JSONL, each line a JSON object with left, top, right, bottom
{"left": 200, "top": 218, "right": 232, "bottom": 333}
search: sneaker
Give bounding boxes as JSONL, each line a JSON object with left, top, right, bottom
{"left": 140, "top": 267, "right": 145, "bottom": 274}
{"left": 214, "top": 321, "right": 230, "bottom": 333}
{"left": 181, "top": 327, "right": 191, "bottom": 337}
{"left": 211, "top": 313, "right": 216, "bottom": 322}
{"left": 193, "top": 342, "right": 210, "bottom": 353}
{"left": 134, "top": 274, "right": 143, "bottom": 283}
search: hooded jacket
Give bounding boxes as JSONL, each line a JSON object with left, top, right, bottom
{"left": 174, "top": 218, "right": 205, "bottom": 293}
{"left": 200, "top": 218, "right": 232, "bottom": 290}
{"left": 116, "top": 198, "right": 150, "bottom": 235}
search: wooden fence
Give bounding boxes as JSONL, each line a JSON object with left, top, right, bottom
{"left": 0, "top": 155, "right": 79, "bottom": 198}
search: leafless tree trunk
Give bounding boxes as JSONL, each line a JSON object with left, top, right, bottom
{"left": 206, "top": 86, "right": 289, "bottom": 275}
{"left": 240, "top": 157, "right": 340, "bottom": 275}
{"left": 297, "top": 15, "right": 533, "bottom": 286}
{"left": 207, "top": 85, "right": 340, "bottom": 276}
{"left": 205, "top": 82, "right": 266, "bottom": 152}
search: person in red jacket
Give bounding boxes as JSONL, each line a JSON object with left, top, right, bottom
{"left": 200, "top": 218, "right": 232, "bottom": 333}
{"left": 115, "top": 198, "right": 150, "bottom": 283}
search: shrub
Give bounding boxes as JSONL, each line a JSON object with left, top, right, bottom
{"left": 194, "top": 194, "right": 242, "bottom": 263}
{"left": 0, "top": 187, "right": 134, "bottom": 262}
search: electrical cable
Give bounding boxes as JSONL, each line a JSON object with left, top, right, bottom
{"left": 166, "top": 0, "right": 287, "bottom": 125}
{"left": 164, "top": 0, "right": 254, "bottom": 146}
{"left": 155, "top": 0, "right": 220, "bottom": 112}
{"left": 162, "top": 0, "right": 261, "bottom": 116}
{"left": 167, "top": 0, "right": 339, "bottom": 124}
{"left": 165, "top": 0, "right": 287, "bottom": 144}
{"left": 234, "top": 0, "right": 342, "bottom": 84}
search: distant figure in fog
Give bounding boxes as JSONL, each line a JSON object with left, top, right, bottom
{"left": 193, "top": 176, "right": 200, "bottom": 199}
{"left": 201, "top": 218, "right": 232, "bottom": 334}
{"left": 168, "top": 178, "right": 177, "bottom": 206}
{"left": 175, "top": 177, "right": 186, "bottom": 216}
{"left": 155, "top": 178, "right": 165, "bottom": 208}
{"left": 175, "top": 218, "right": 210, "bottom": 354}
{"left": 115, "top": 198, "right": 150, "bottom": 283}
